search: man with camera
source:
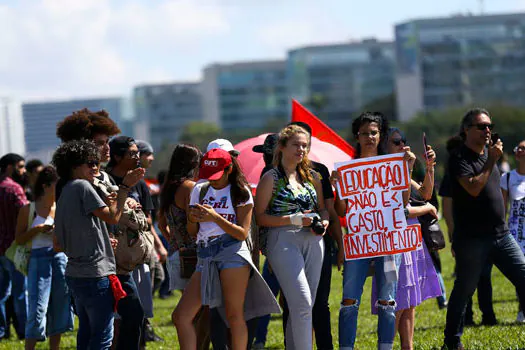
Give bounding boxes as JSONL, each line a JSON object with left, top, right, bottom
{"left": 443, "top": 108, "right": 525, "bottom": 350}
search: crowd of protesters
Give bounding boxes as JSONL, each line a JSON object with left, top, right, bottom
{"left": 0, "top": 106, "right": 524, "bottom": 350}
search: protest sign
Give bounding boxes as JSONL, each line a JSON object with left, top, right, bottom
{"left": 335, "top": 153, "right": 423, "bottom": 260}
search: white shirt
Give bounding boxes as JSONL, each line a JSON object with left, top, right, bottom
{"left": 189, "top": 183, "right": 253, "bottom": 243}
{"left": 501, "top": 170, "right": 525, "bottom": 254}
{"left": 31, "top": 215, "right": 55, "bottom": 249}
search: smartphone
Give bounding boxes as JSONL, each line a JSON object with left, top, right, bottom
{"left": 491, "top": 133, "right": 500, "bottom": 144}
{"left": 423, "top": 132, "right": 429, "bottom": 162}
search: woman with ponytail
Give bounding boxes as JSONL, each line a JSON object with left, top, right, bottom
{"left": 173, "top": 148, "right": 279, "bottom": 350}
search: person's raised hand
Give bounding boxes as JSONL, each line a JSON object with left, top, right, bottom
{"left": 403, "top": 146, "right": 417, "bottom": 171}
{"left": 122, "top": 168, "right": 146, "bottom": 188}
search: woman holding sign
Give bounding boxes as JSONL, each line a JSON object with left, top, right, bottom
{"left": 370, "top": 128, "right": 442, "bottom": 350}
{"left": 255, "top": 124, "right": 329, "bottom": 350}
{"left": 336, "top": 112, "right": 416, "bottom": 350}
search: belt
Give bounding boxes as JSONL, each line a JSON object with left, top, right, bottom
{"left": 197, "top": 235, "right": 222, "bottom": 248}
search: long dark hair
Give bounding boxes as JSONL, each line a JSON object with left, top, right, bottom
{"left": 228, "top": 156, "right": 250, "bottom": 206}
{"left": 159, "top": 144, "right": 201, "bottom": 215}
{"left": 351, "top": 111, "right": 389, "bottom": 158}
{"left": 33, "top": 166, "right": 58, "bottom": 201}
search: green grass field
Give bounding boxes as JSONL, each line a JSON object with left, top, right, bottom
{"left": 2, "top": 247, "right": 525, "bottom": 349}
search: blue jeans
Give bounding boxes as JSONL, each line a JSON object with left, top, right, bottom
{"left": 66, "top": 276, "right": 115, "bottom": 350}
{"left": 26, "top": 248, "right": 73, "bottom": 340}
{"left": 339, "top": 256, "right": 398, "bottom": 350}
{"left": 444, "top": 233, "right": 525, "bottom": 348}
{"left": 0, "top": 256, "right": 27, "bottom": 338}
{"left": 436, "top": 271, "right": 447, "bottom": 307}
{"left": 254, "top": 260, "right": 281, "bottom": 345}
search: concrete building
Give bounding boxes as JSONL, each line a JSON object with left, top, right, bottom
{"left": 202, "top": 61, "right": 288, "bottom": 131}
{"left": 0, "top": 98, "right": 25, "bottom": 156}
{"left": 133, "top": 82, "right": 203, "bottom": 151}
{"left": 395, "top": 13, "right": 525, "bottom": 121}
{"left": 287, "top": 39, "right": 396, "bottom": 130}
{"left": 22, "top": 97, "right": 124, "bottom": 162}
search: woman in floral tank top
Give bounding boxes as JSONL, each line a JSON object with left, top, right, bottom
{"left": 255, "top": 124, "right": 329, "bottom": 349}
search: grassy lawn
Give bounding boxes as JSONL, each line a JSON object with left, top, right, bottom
{"left": 2, "top": 245, "right": 525, "bottom": 349}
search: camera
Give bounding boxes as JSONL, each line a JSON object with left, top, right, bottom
{"left": 304, "top": 213, "right": 325, "bottom": 235}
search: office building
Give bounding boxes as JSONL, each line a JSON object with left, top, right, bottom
{"left": 202, "top": 61, "right": 288, "bottom": 131}
{"left": 22, "top": 97, "right": 124, "bottom": 162}
{"left": 287, "top": 39, "right": 396, "bottom": 130}
{"left": 395, "top": 13, "right": 525, "bottom": 121}
{"left": 133, "top": 82, "right": 203, "bottom": 151}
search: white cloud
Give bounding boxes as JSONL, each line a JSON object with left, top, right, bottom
{"left": 0, "top": 0, "right": 230, "bottom": 102}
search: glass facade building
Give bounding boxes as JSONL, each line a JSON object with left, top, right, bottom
{"left": 133, "top": 83, "right": 203, "bottom": 151}
{"left": 396, "top": 13, "right": 525, "bottom": 121}
{"left": 202, "top": 61, "right": 288, "bottom": 130}
{"left": 22, "top": 98, "right": 123, "bottom": 162}
{"left": 287, "top": 40, "right": 396, "bottom": 130}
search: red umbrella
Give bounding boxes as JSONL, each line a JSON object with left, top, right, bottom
{"left": 234, "top": 133, "right": 353, "bottom": 190}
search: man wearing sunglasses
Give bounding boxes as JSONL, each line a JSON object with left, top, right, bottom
{"left": 443, "top": 108, "right": 525, "bottom": 350}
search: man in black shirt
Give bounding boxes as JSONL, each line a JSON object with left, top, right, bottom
{"left": 443, "top": 109, "right": 525, "bottom": 350}
{"left": 439, "top": 137, "right": 496, "bottom": 326}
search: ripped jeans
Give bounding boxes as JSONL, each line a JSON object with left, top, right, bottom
{"left": 339, "top": 256, "right": 398, "bottom": 350}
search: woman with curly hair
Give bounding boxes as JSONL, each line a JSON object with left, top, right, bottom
{"left": 15, "top": 166, "right": 73, "bottom": 350}
{"left": 55, "top": 108, "right": 120, "bottom": 198}
{"left": 255, "top": 124, "right": 329, "bottom": 349}
{"left": 52, "top": 140, "right": 143, "bottom": 350}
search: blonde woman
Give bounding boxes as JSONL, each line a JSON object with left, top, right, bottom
{"left": 255, "top": 124, "right": 329, "bottom": 349}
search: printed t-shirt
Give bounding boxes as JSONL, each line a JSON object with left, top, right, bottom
{"left": 190, "top": 183, "right": 253, "bottom": 243}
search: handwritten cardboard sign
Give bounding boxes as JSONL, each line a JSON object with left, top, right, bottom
{"left": 335, "top": 153, "right": 423, "bottom": 260}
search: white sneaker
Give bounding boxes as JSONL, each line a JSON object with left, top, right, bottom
{"left": 517, "top": 311, "right": 525, "bottom": 323}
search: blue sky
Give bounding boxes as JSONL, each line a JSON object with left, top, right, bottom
{"left": 0, "top": 0, "right": 523, "bottom": 102}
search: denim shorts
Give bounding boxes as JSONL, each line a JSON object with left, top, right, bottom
{"left": 195, "top": 234, "right": 248, "bottom": 272}
{"left": 26, "top": 247, "right": 74, "bottom": 340}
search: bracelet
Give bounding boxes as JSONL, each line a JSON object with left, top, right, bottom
{"left": 119, "top": 183, "right": 130, "bottom": 189}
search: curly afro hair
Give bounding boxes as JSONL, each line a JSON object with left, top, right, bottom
{"left": 56, "top": 108, "right": 121, "bottom": 142}
{"left": 52, "top": 140, "right": 100, "bottom": 180}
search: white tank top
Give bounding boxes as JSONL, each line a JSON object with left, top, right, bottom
{"left": 31, "top": 215, "right": 54, "bottom": 249}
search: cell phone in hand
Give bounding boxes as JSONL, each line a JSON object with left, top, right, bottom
{"left": 491, "top": 133, "right": 500, "bottom": 145}
{"left": 423, "top": 132, "right": 429, "bottom": 162}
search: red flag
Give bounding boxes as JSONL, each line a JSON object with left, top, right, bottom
{"left": 291, "top": 99, "right": 355, "bottom": 157}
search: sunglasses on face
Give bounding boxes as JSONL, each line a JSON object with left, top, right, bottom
{"left": 358, "top": 130, "right": 379, "bottom": 137}
{"left": 87, "top": 160, "right": 100, "bottom": 168}
{"left": 470, "top": 123, "right": 494, "bottom": 131}
{"left": 514, "top": 146, "right": 525, "bottom": 153}
{"left": 126, "top": 151, "right": 140, "bottom": 158}
{"left": 391, "top": 138, "right": 406, "bottom": 146}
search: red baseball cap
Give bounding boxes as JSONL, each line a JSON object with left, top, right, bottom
{"left": 199, "top": 148, "right": 232, "bottom": 181}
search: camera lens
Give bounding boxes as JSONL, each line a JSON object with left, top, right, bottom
{"left": 310, "top": 217, "right": 325, "bottom": 235}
